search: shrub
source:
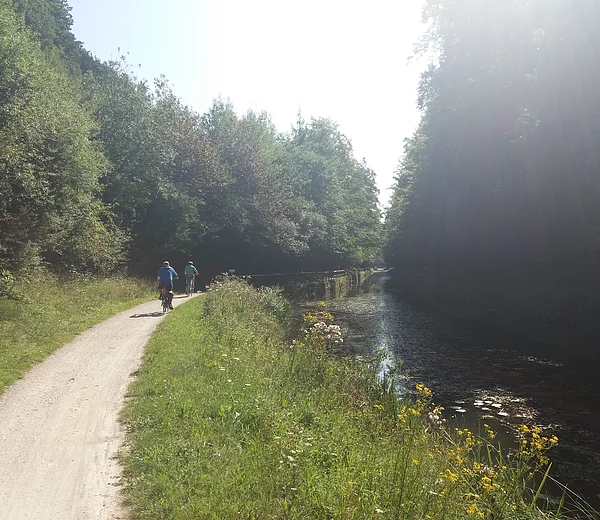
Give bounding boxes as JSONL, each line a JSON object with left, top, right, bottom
{"left": 0, "top": 270, "right": 16, "bottom": 299}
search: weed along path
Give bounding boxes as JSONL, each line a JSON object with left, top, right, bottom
{"left": 0, "top": 294, "right": 198, "bottom": 520}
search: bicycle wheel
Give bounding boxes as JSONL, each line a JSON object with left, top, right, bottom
{"left": 190, "top": 277, "right": 195, "bottom": 295}
{"left": 162, "top": 292, "right": 169, "bottom": 313}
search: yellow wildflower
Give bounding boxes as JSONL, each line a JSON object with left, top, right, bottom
{"left": 483, "top": 423, "right": 496, "bottom": 439}
{"left": 441, "top": 469, "right": 459, "bottom": 483}
{"left": 467, "top": 503, "right": 484, "bottom": 517}
{"left": 415, "top": 383, "right": 432, "bottom": 397}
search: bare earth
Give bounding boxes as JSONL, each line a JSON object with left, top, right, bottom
{"left": 0, "top": 294, "right": 196, "bottom": 520}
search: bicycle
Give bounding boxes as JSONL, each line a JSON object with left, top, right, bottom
{"left": 185, "top": 275, "right": 195, "bottom": 297}
{"left": 160, "top": 286, "right": 171, "bottom": 313}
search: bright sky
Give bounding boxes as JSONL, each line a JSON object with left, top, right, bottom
{"left": 69, "top": 0, "right": 426, "bottom": 206}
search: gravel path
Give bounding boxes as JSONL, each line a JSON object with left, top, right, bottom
{"left": 0, "top": 294, "right": 197, "bottom": 520}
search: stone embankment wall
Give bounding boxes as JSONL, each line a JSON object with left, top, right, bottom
{"left": 244, "top": 269, "right": 374, "bottom": 299}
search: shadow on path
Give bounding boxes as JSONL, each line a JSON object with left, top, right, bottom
{"left": 129, "top": 312, "right": 163, "bottom": 318}
{"left": 130, "top": 293, "right": 201, "bottom": 318}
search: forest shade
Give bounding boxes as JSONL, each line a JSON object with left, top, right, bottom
{"left": 385, "top": 0, "right": 600, "bottom": 343}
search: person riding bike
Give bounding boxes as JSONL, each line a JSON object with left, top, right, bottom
{"left": 184, "top": 261, "right": 199, "bottom": 294}
{"left": 157, "top": 261, "right": 179, "bottom": 310}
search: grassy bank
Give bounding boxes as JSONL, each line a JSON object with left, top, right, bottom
{"left": 0, "top": 274, "right": 153, "bottom": 393}
{"left": 120, "top": 277, "right": 593, "bottom": 519}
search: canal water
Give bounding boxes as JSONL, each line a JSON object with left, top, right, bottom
{"left": 305, "top": 272, "right": 600, "bottom": 510}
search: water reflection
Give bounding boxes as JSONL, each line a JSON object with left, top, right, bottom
{"left": 313, "top": 272, "right": 600, "bottom": 509}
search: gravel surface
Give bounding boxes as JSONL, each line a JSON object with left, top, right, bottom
{"left": 0, "top": 294, "right": 197, "bottom": 520}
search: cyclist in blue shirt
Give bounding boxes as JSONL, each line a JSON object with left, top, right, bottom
{"left": 157, "top": 261, "right": 179, "bottom": 310}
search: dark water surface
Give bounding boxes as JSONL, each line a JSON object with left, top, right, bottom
{"left": 310, "top": 273, "right": 600, "bottom": 509}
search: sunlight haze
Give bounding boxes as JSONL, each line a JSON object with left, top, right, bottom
{"left": 69, "top": 0, "right": 426, "bottom": 205}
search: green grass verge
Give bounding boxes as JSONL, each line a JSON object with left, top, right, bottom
{"left": 0, "top": 274, "right": 154, "bottom": 393}
{"left": 120, "top": 277, "right": 594, "bottom": 519}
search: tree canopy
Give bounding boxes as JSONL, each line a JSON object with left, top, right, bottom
{"left": 385, "top": 0, "right": 600, "bottom": 336}
{"left": 0, "top": 0, "right": 382, "bottom": 279}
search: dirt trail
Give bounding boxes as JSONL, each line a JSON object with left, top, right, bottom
{"left": 0, "top": 294, "right": 197, "bottom": 520}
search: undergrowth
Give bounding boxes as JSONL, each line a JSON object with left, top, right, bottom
{"left": 120, "top": 277, "right": 597, "bottom": 519}
{"left": 0, "top": 272, "right": 153, "bottom": 393}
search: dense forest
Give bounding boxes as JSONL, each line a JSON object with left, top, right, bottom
{"left": 0, "top": 0, "right": 382, "bottom": 283}
{"left": 385, "top": 0, "right": 600, "bottom": 344}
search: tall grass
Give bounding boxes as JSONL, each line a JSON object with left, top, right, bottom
{"left": 0, "top": 273, "right": 153, "bottom": 393}
{"left": 120, "top": 277, "right": 596, "bottom": 519}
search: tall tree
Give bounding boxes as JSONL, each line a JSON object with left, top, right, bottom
{"left": 2, "top": 0, "right": 383, "bottom": 277}
{"left": 0, "top": 2, "right": 120, "bottom": 272}
{"left": 386, "top": 0, "right": 600, "bottom": 335}
{"left": 12, "top": 0, "right": 85, "bottom": 72}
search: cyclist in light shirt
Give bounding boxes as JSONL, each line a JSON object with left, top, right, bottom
{"left": 184, "top": 261, "right": 199, "bottom": 295}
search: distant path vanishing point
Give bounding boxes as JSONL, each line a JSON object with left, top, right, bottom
{"left": 0, "top": 294, "right": 198, "bottom": 520}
